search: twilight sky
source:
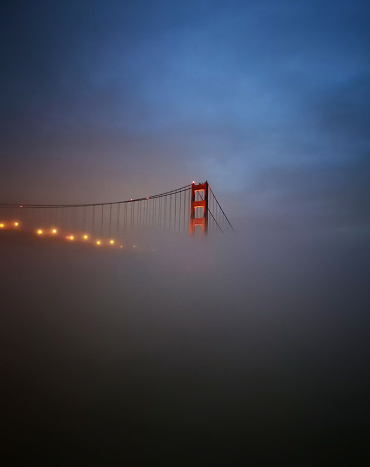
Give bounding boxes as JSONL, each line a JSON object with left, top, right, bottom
{"left": 1, "top": 0, "right": 369, "bottom": 232}
{"left": 2, "top": 3, "right": 370, "bottom": 463}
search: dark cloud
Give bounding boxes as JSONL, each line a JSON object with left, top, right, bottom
{"left": 317, "top": 74, "right": 370, "bottom": 157}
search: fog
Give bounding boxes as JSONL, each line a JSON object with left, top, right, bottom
{"left": 1, "top": 224, "right": 369, "bottom": 465}
{"left": 2, "top": 0, "right": 369, "bottom": 463}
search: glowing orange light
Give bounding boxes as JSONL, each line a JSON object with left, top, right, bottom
{"left": 0, "top": 223, "right": 4, "bottom": 228}
{"left": 51, "top": 229, "right": 57, "bottom": 234}
{"left": 110, "top": 240, "right": 114, "bottom": 244}
{"left": 83, "top": 235, "right": 88, "bottom": 240}
{"left": 14, "top": 222, "right": 19, "bottom": 227}
{"left": 37, "top": 229, "right": 43, "bottom": 235}
{"left": 69, "top": 235, "right": 74, "bottom": 241}
{"left": 96, "top": 240, "right": 101, "bottom": 245}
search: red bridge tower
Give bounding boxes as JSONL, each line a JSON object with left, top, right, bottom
{"left": 189, "top": 181, "right": 208, "bottom": 235}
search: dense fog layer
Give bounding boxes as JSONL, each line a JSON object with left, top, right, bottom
{"left": 1, "top": 226, "right": 369, "bottom": 465}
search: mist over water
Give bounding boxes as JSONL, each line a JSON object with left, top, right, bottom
{"left": 1, "top": 226, "right": 369, "bottom": 465}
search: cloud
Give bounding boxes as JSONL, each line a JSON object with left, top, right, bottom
{"left": 315, "top": 74, "right": 370, "bottom": 160}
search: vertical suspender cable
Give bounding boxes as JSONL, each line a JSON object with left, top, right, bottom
{"left": 83, "top": 206, "right": 86, "bottom": 231}
{"left": 183, "top": 189, "right": 186, "bottom": 233}
{"left": 147, "top": 198, "right": 150, "bottom": 228}
{"left": 169, "top": 194, "right": 172, "bottom": 231}
{"left": 174, "top": 192, "right": 177, "bottom": 231}
{"left": 158, "top": 197, "right": 161, "bottom": 230}
{"left": 179, "top": 191, "right": 182, "bottom": 232}
{"left": 138, "top": 201, "right": 141, "bottom": 227}
{"left": 109, "top": 203, "right": 112, "bottom": 237}
{"left": 92, "top": 205, "right": 95, "bottom": 234}
{"left": 117, "top": 203, "right": 120, "bottom": 236}
{"left": 101, "top": 205, "right": 104, "bottom": 238}
{"left": 143, "top": 199, "right": 146, "bottom": 229}
{"left": 153, "top": 197, "right": 157, "bottom": 230}
{"left": 163, "top": 196, "right": 167, "bottom": 230}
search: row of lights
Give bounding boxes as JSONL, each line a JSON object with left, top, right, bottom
{"left": 36, "top": 228, "right": 124, "bottom": 248}
{"left": 0, "top": 221, "right": 143, "bottom": 251}
{"left": 0, "top": 221, "right": 19, "bottom": 229}
{"left": 0, "top": 222, "right": 128, "bottom": 249}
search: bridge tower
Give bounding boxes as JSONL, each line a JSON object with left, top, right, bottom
{"left": 189, "top": 181, "right": 208, "bottom": 235}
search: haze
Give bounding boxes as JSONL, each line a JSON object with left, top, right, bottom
{"left": 1, "top": 1, "right": 369, "bottom": 465}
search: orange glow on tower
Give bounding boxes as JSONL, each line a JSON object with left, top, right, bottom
{"left": 189, "top": 181, "right": 208, "bottom": 235}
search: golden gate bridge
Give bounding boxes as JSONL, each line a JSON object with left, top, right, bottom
{"left": 0, "top": 181, "right": 234, "bottom": 247}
